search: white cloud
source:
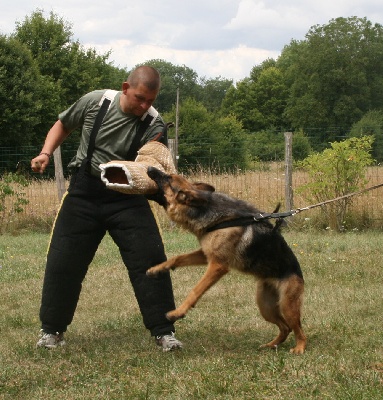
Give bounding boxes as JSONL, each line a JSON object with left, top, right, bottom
{"left": 226, "top": 0, "right": 281, "bottom": 29}
{"left": 88, "top": 41, "right": 278, "bottom": 82}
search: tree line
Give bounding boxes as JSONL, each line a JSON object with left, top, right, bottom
{"left": 1, "top": 10, "right": 383, "bottom": 172}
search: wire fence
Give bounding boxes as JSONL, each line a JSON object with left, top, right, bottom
{"left": 0, "top": 143, "right": 78, "bottom": 178}
{"left": 1, "top": 142, "right": 383, "bottom": 232}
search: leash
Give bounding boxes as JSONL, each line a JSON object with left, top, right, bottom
{"left": 206, "top": 182, "right": 383, "bottom": 232}
{"left": 290, "top": 182, "right": 383, "bottom": 216}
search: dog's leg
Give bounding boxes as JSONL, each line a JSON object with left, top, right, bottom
{"left": 146, "top": 249, "right": 207, "bottom": 276}
{"left": 278, "top": 275, "right": 307, "bottom": 354}
{"left": 256, "top": 280, "right": 292, "bottom": 350}
{"left": 166, "top": 260, "right": 229, "bottom": 321}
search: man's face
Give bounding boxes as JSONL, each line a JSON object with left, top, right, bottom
{"left": 120, "top": 82, "right": 158, "bottom": 116}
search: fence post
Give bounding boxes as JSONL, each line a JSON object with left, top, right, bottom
{"left": 284, "top": 132, "right": 293, "bottom": 212}
{"left": 53, "top": 146, "right": 66, "bottom": 201}
{"left": 168, "top": 139, "right": 177, "bottom": 168}
{"left": 174, "top": 87, "right": 179, "bottom": 170}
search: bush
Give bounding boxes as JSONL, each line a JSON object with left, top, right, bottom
{"left": 297, "top": 136, "right": 374, "bottom": 231}
{"left": 0, "top": 172, "right": 30, "bottom": 233}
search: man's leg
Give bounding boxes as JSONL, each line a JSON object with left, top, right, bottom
{"left": 39, "top": 193, "right": 105, "bottom": 334}
{"left": 106, "top": 195, "right": 176, "bottom": 336}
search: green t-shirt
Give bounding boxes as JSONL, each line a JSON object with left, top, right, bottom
{"left": 60, "top": 89, "right": 165, "bottom": 176}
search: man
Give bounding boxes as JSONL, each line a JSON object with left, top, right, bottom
{"left": 31, "top": 66, "right": 183, "bottom": 352}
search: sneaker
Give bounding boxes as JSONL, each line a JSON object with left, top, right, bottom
{"left": 36, "top": 329, "right": 66, "bottom": 349}
{"left": 155, "top": 332, "right": 183, "bottom": 352}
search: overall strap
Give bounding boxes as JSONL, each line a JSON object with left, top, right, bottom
{"left": 79, "top": 98, "right": 111, "bottom": 175}
{"left": 126, "top": 106, "right": 159, "bottom": 161}
{"left": 84, "top": 94, "right": 161, "bottom": 166}
{"left": 86, "top": 90, "right": 119, "bottom": 160}
{"left": 86, "top": 97, "right": 112, "bottom": 161}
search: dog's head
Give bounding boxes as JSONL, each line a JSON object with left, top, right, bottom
{"left": 147, "top": 166, "right": 215, "bottom": 213}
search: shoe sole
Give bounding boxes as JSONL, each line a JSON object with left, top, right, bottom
{"left": 37, "top": 341, "right": 66, "bottom": 349}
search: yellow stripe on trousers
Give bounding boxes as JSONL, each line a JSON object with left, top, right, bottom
{"left": 46, "top": 191, "right": 68, "bottom": 257}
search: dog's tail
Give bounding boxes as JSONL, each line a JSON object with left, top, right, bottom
{"left": 273, "top": 218, "right": 286, "bottom": 232}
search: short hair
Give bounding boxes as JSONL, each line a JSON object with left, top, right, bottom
{"left": 127, "top": 66, "right": 161, "bottom": 92}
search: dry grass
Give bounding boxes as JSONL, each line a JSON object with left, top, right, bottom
{"left": 2, "top": 164, "right": 383, "bottom": 233}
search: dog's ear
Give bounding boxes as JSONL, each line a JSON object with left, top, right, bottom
{"left": 175, "top": 190, "right": 188, "bottom": 204}
{"left": 176, "top": 189, "right": 210, "bottom": 206}
{"left": 192, "top": 182, "right": 215, "bottom": 192}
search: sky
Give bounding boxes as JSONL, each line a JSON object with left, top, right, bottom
{"left": 1, "top": 1, "right": 383, "bottom": 82}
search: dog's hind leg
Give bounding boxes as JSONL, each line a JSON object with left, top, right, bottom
{"left": 256, "top": 280, "right": 292, "bottom": 350}
{"left": 166, "top": 260, "right": 229, "bottom": 321}
{"left": 278, "top": 275, "right": 307, "bottom": 354}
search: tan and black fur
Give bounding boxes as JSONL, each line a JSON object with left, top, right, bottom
{"left": 146, "top": 167, "right": 307, "bottom": 354}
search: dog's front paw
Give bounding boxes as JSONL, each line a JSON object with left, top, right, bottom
{"left": 146, "top": 266, "right": 161, "bottom": 276}
{"left": 166, "top": 309, "right": 186, "bottom": 322}
{"left": 146, "top": 262, "right": 173, "bottom": 277}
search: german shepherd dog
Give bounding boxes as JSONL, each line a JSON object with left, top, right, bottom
{"left": 146, "top": 167, "right": 307, "bottom": 354}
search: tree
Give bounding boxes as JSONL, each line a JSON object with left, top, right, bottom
{"left": 211, "top": 114, "right": 249, "bottom": 170}
{"left": 196, "top": 76, "right": 233, "bottom": 113}
{"left": 280, "top": 17, "right": 383, "bottom": 138}
{"left": 221, "top": 59, "right": 288, "bottom": 132}
{"left": 0, "top": 35, "right": 55, "bottom": 147}
{"left": 247, "top": 130, "right": 311, "bottom": 162}
{"left": 12, "top": 9, "right": 126, "bottom": 144}
{"left": 13, "top": 9, "right": 73, "bottom": 82}
{"left": 132, "top": 59, "right": 200, "bottom": 113}
{"left": 133, "top": 60, "right": 233, "bottom": 114}
{"left": 59, "top": 42, "right": 126, "bottom": 106}
{"left": 164, "top": 98, "right": 248, "bottom": 171}
{"left": 348, "top": 110, "right": 383, "bottom": 162}
{"left": 14, "top": 9, "right": 126, "bottom": 104}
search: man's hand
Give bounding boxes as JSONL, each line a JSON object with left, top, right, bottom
{"left": 31, "top": 153, "right": 50, "bottom": 174}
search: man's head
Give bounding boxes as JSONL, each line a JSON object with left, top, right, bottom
{"left": 120, "top": 66, "right": 161, "bottom": 116}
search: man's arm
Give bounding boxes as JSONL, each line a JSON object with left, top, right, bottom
{"left": 31, "top": 120, "right": 71, "bottom": 174}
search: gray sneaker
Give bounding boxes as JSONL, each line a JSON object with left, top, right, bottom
{"left": 36, "top": 329, "right": 66, "bottom": 349}
{"left": 155, "top": 332, "right": 183, "bottom": 352}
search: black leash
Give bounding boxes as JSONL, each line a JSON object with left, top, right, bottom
{"left": 206, "top": 182, "right": 383, "bottom": 232}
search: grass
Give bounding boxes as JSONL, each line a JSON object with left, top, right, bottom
{"left": 1, "top": 228, "right": 382, "bottom": 399}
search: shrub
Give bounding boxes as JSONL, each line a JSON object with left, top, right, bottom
{"left": 0, "top": 172, "right": 30, "bottom": 233}
{"left": 297, "top": 136, "right": 374, "bottom": 231}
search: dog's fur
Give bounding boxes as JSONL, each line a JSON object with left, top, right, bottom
{"left": 146, "top": 167, "right": 307, "bottom": 354}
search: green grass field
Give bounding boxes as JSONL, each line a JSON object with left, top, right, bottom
{"left": 1, "top": 228, "right": 382, "bottom": 399}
